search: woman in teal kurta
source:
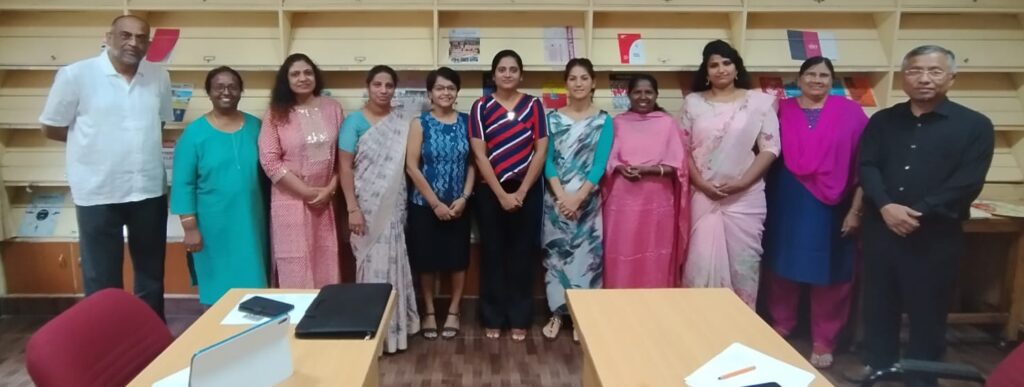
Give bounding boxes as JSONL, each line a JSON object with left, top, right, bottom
{"left": 171, "top": 66, "right": 269, "bottom": 305}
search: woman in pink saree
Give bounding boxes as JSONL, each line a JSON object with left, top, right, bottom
{"left": 259, "top": 53, "right": 342, "bottom": 289}
{"left": 681, "top": 40, "right": 780, "bottom": 307}
{"left": 603, "top": 74, "right": 689, "bottom": 288}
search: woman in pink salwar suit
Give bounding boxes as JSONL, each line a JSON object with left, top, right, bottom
{"left": 258, "top": 54, "right": 342, "bottom": 289}
{"left": 603, "top": 74, "right": 690, "bottom": 288}
{"left": 681, "top": 41, "right": 780, "bottom": 308}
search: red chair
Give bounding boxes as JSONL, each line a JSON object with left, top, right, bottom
{"left": 26, "top": 288, "right": 173, "bottom": 387}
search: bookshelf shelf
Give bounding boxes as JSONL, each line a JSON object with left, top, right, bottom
{"left": 896, "top": 13, "right": 1024, "bottom": 70}
{"left": 288, "top": 11, "right": 435, "bottom": 68}
{"left": 142, "top": 11, "right": 282, "bottom": 68}
{"left": 744, "top": 12, "right": 892, "bottom": 71}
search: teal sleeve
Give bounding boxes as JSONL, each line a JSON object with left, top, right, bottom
{"left": 544, "top": 115, "right": 558, "bottom": 180}
{"left": 586, "top": 116, "right": 614, "bottom": 185}
{"left": 338, "top": 112, "right": 368, "bottom": 153}
{"left": 170, "top": 126, "right": 198, "bottom": 215}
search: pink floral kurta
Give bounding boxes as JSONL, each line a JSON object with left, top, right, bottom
{"left": 259, "top": 98, "right": 343, "bottom": 288}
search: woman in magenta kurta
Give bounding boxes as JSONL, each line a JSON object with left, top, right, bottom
{"left": 258, "top": 53, "right": 342, "bottom": 288}
{"left": 602, "top": 74, "right": 689, "bottom": 288}
{"left": 764, "top": 56, "right": 868, "bottom": 368}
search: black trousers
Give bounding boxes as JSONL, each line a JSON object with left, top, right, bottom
{"left": 474, "top": 181, "right": 542, "bottom": 329}
{"left": 861, "top": 215, "right": 961, "bottom": 384}
{"left": 76, "top": 195, "right": 168, "bottom": 320}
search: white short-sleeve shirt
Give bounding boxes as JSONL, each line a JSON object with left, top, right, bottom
{"left": 39, "top": 52, "right": 172, "bottom": 206}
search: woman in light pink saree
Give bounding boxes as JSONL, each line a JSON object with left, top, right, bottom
{"left": 603, "top": 74, "right": 689, "bottom": 288}
{"left": 681, "top": 40, "right": 780, "bottom": 307}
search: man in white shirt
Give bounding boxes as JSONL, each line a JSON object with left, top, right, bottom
{"left": 39, "top": 15, "right": 171, "bottom": 319}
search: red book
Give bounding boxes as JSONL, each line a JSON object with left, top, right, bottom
{"left": 618, "top": 33, "right": 641, "bottom": 64}
{"left": 760, "top": 77, "right": 785, "bottom": 100}
{"left": 146, "top": 28, "right": 180, "bottom": 63}
{"left": 802, "top": 31, "right": 822, "bottom": 58}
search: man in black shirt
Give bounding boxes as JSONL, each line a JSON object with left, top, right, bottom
{"left": 851, "top": 45, "right": 994, "bottom": 386}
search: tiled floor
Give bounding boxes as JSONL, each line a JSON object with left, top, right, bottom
{"left": 0, "top": 303, "right": 1014, "bottom": 387}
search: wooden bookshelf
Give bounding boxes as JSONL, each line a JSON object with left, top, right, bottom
{"left": 1, "top": 1, "right": 1024, "bottom": 307}
{"left": 289, "top": 10, "right": 435, "bottom": 70}
{"left": 590, "top": 11, "right": 741, "bottom": 71}
{"left": 437, "top": 10, "right": 588, "bottom": 71}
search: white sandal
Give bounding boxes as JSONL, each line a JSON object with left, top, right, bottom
{"left": 542, "top": 316, "right": 562, "bottom": 340}
{"left": 809, "top": 352, "right": 834, "bottom": 369}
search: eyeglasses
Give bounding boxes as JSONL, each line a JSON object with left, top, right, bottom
{"left": 904, "top": 68, "right": 948, "bottom": 78}
{"left": 210, "top": 85, "right": 241, "bottom": 94}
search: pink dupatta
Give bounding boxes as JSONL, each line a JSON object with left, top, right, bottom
{"left": 603, "top": 111, "right": 690, "bottom": 285}
{"left": 778, "top": 95, "right": 868, "bottom": 205}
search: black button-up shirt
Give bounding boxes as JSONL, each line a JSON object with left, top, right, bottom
{"left": 859, "top": 98, "right": 994, "bottom": 221}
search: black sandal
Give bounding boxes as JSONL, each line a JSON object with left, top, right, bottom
{"left": 441, "top": 313, "right": 460, "bottom": 339}
{"left": 421, "top": 313, "right": 438, "bottom": 340}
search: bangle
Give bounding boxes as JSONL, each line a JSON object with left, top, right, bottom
{"left": 461, "top": 192, "right": 472, "bottom": 200}
{"left": 347, "top": 208, "right": 360, "bottom": 213}
{"left": 658, "top": 165, "right": 665, "bottom": 177}
{"left": 180, "top": 215, "right": 196, "bottom": 222}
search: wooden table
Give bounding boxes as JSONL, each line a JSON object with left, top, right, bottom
{"left": 567, "top": 288, "right": 832, "bottom": 387}
{"left": 129, "top": 288, "right": 396, "bottom": 387}
{"left": 960, "top": 217, "right": 1024, "bottom": 341}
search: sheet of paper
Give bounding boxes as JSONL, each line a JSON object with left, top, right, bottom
{"left": 152, "top": 367, "right": 189, "bottom": 387}
{"left": 220, "top": 293, "right": 316, "bottom": 325}
{"left": 818, "top": 31, "right": 839, "bottom": 61}
{"left": 685, "top": 342, "right": 815, "bottom": 387}
{"left": 971, "top": 206, "right": 995, "bottom": 219}
{"left": 17, "top": 192, "right": 65, "bottom": 237}
{"left": 543, "top": 26, "right": 576, "bottom": 64}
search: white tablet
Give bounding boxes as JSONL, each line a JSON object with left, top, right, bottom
{"left": 188, "top": 313, "right": 294, "bottom": 387}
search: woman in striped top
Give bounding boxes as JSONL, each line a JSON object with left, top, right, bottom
{"left": 469, "top": 49, "right": 548, "bottom": 342}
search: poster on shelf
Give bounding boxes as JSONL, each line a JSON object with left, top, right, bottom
{"left": 18, "top": 192, "right": 66, "bottom": 238}
{"left": 541, "top": 82, "right": 568, "bottom": 110}
{"left": 758, "top": 75, "right": 877, "bottom": 107}
{"left": 617, "top": 33, "right": 645, "bottom": 65}
{"left": 146, "top": 28, "right": 180, "bottom": 63}
{"left": 787, "top": 30, "right": 839, "bottom": 61}
{"left": 170, "top": 83, "right": 193, "bottom": 122}
{"left": 760, "top": 77, "right": 786, "bottom": 100}
{"left": 609, "top": 73, "right": 639, "bottom": 110}
{"left": 449, "top": 28, "right": 481, "bottom": 64}
{"left": 543, "top": 26, "right": 576, "bottom": 65}
{"left": 843, "top": 76, "right": 877, "bottom": 107}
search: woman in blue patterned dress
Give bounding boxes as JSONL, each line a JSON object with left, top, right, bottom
{"left": 405, "top": 67, "right": 475, "bottom": 340}
{"left": 541, "top": 58, "right": 613, "bottom": 341}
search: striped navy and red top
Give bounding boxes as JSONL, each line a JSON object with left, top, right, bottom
{"left": 468, "top": 94, "right": 548, "bottom": 183}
